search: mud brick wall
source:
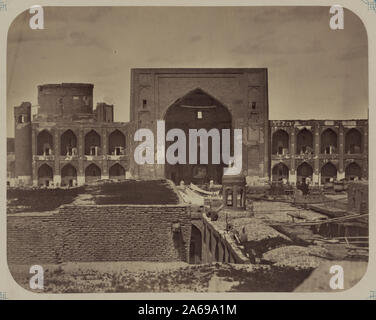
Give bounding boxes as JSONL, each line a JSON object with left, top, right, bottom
{"left": 8, "top": 204, "right": 192, "bottom": 265}
{"left": 57, "top": 205, "right": 191, "bottom": 262}
{"left": 7, "top": 214, "right": 60, "bottom": 264}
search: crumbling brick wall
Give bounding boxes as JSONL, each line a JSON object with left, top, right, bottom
{"left": 7, "top": 214, "right": 59, "bottom": 264}
{"left": 7, "top": 204, "right": 192, "bottom": 265}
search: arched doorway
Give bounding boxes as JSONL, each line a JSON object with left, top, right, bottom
{"left": 321, "top": 162, "right": 337, "bottom": 184}
{"left": 272, "top": 130, "right": 289, "bottom": 155}
{"left": 321, "top": 129, "right": 337, "bottom": 154}
{"left": 85, "top": 130, "right": 101, "bottom": 155}
{"left": 297, "top": 162, "right": 313, "bottom": 184}
{"left": 38, "top": 164, "right": 53, "bottom": 186}
{"left": 345, "top": 128, "right": 362, "bottom": 154}
{"left": 37, "top": 130, "right": 53, "bottom": 155}
{"left": 345, "top": 162, "right": 362, "bottom": 181}
{"left": 85, "top": 163, "right": 101, "bottom": 183}
{"left": 189, "top": 225, "right": 202, "bottom": 264}
{"left": 296, "top": 129, "right": 313, "bottom": 154}
{"left": 61, "top": 164, "right": 77, "bottom": 187}
{"left": 272, "top": 163, "right": 289, "bottom": 182}
{"left": 164, "top": 88, "right": 232, "bottom": 184}
{"left": 108, "top": 130, "right": 126, "bottom": 155}
{"left": 61, "top": 130, "right": 77, "bottom": 156}
{"left": 109, "top": 163, "right": 125, "bottom": 180}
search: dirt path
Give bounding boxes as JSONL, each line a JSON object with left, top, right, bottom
{"left": 71, "top": 193, "right": 95, "bottom": 205}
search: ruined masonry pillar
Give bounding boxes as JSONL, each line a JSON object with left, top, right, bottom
{"left": 338, "top": 124, "right": 345, "bottom": 180}
{"left": 289, "top": 127, "right": 296, "bottom": 185}
{"left": 101, "top": 128, "right": 109, "bottom": 180}
{"left": 313, "top": 124, "right": 320, "bottom": 185}
{"left": 53, "top": 129, "right": 61, "bottom": 186}
{"left": 77, "top": 128, "right": 85, "bottom": 185}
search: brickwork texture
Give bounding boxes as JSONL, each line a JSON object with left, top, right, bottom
{"left": 8, "top": 204, "right": 192, "bottom": 265}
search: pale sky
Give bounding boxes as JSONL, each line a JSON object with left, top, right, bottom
{"left": 7, "top": 6, "right": 368, "bottom": 137}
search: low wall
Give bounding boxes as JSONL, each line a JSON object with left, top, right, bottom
{"left": 193, "top": 216, "right": 249, "bottom": 264}
{"left": 8, "top": 204, "right": 191, "bottom": 265}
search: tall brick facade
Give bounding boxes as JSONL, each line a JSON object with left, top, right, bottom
{"left": 129, "top": 68, "right": 270, "bottom": 184}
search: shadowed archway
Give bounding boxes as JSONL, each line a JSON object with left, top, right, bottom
{"left": 37, "top": 130, "right": 53, "bottom": 155}
{"left": 61, "top": 130, "right": 77, "bottom": 156}
{"left": 85, "top": 163, "right": 101, "bottom": 183}
{"left": 321, "top": 129, "right": 337, "bottom": 154}
{"left": 321, "top": 162, "right": 337, "bottom": 184}
{"left": 272, "top": 163, "right": 289, "bottom": 182}
{"left": 38, "top": 163, "right": 53, "bottom": 186}
{"left": 345, "top": 162, "right": 362, "bottom": 180}
{"left": 85, "top": 130, "right": 101, "bottom": 155}
{"left": 108, "top": 130, "right": 126, "bottom": 155}
{"left": 297, "top": 162, "right": 313, "bottom": 183}
{"left": 345, "top": 128, "right": 362, "bottom": 154}
{"left": 164, "top": 88, "right": 232, "bottom": 185}
{"left": 109, "top": 163, "right": 125, "bottom": 180}
{"left": 296, "top": 129, "right": 313, "bottom": 154}
{"left": 272, "top": 130, "right": 289, "bottom": 155}
{"left": 61, "top": 164, "right": 77, "bottom": 187}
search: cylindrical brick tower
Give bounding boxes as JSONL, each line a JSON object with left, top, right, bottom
{"left": 14, "top": 102, "right": 32, "bottom": 185}
{"left": 37, "top": 83, "right": 94, "bottom": 118}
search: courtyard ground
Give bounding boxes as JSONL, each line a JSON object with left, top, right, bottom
{"left": 9, "top": 261, "right": 313, "bottom": 293}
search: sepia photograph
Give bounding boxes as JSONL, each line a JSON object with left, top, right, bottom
{"left": 5, "top": 5, "right": 369, "bottom": 294}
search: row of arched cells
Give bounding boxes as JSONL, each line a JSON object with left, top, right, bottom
{"left": 272, "top": 161, "right": 363, "bottom": 184}
{"left": 272, "top": 128, "right": 363, "bottom": 155}
{"left": 36, "top": 129, "right": 126, "bottom": 156}
{"left": 37, "top": 163, "right": 126, "bottom": 186}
